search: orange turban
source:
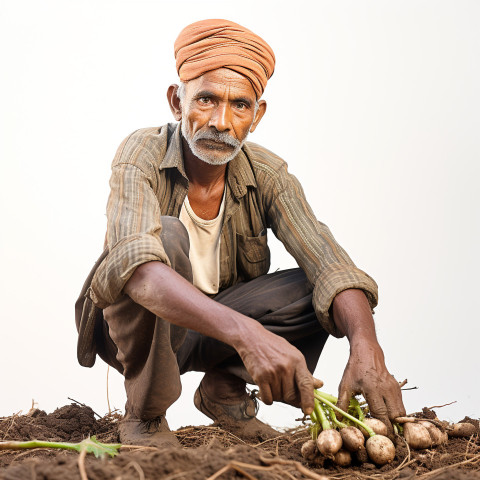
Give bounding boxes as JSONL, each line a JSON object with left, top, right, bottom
{"left": 174, "top": 19, "right": 275, "bottom": 99}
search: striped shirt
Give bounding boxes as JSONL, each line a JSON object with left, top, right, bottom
{"left": 87, "top": 122, "right": 378, "bottom": 338}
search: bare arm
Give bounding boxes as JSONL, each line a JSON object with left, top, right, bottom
{"left": 124, "top": 261, "right": 322, "bottom": 414}
{"left": 332, "top": 289, "right": 405, "bottom": 431}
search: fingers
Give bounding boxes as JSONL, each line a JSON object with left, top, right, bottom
{"left": 295, "top": 367, "right": 315, "bottom": 415}
{"left": 337, "top": 382, "right": 353, "bottom": 414}
{"left": 254, "top": 365, "right": 283, "bottom": 405}
{"left": 313, "top": 377, "right": 324, "bottom": 389}
{"left": 282, "top": 373, "right": 300, "bottom": 407}
{"left": 258, "top": 382, "right": 273, "bottom": 405}
{"left": 364, "top": 390, "right": 393, "bottom": 435}
{"left": 384, "top": 380, "right": 407, "bottom": 420}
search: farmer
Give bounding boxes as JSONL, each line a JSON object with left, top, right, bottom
{"left": 75, "top": 19, "right": 405, "bottom": 448}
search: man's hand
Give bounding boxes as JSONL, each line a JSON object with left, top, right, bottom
{"left": 234, "top": 324, "right": 323, "bottom": 415}
{"left": 336, "top": 339, "right": 405, "bottom": 432}
{"left": 332, "top": 289, "right": 406, "bottom": 433}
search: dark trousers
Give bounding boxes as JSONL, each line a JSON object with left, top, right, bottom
{"left": 97, "top": 217, "right": 329, "bottom": 420}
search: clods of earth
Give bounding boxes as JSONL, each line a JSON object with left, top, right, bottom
{"left": 0, "top": 404, "right": 479, "bottom": 479}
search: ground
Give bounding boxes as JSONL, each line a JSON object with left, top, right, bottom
{"left": 0, "top": 404, "right": 479, "bottom": 479}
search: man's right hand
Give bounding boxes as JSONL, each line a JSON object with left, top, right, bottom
{"left": 234, "top": 324, "right": 323, "bottom": 415}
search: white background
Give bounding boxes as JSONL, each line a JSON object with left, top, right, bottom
{"left": 1, "top": 0, "right": 479, "bottom": 430}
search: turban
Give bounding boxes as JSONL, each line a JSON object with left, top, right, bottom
{"left": 174, "top": 19, "right": 275, "bottom": 99}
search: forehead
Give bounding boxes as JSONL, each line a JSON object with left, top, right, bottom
{"left": 185, "top": 68, "right": 256, "bottom": 100}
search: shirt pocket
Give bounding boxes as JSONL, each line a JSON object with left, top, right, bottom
{"left": 236, "top": 229, "right": 270, "bottom": 280}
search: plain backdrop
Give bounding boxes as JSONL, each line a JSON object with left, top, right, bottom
{"left": 1, "top": 0, "right": 479, "bottom": 430}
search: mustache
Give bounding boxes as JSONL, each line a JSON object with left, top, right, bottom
{"left": 192, "top": 129, "right": 241, "bottom": 148}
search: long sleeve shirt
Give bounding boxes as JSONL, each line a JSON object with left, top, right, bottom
{"left": 87, "top": 122, "right": 378, "bottom": 339}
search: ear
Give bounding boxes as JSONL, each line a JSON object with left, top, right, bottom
{"left": 249, "top": 100, "right": 267, "bottom": 133}
{"left": 167, "top": 84, "right": 182, "bottom": 121}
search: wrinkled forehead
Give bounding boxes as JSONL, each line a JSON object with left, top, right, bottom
{"left": 184, "top": 68, "right": 257, "bottom": 101}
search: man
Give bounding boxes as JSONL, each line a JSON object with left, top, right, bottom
{"left": 75, "top": 19, "right": 405, "bottom": 448}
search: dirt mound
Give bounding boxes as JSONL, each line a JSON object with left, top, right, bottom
{"left": 0, "top": 404, "right": 98, "bottom": 443}
{"left": 1, "top": 404, "right": 479, "bottom": 479}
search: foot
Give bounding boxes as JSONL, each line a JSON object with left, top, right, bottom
{"left": 194, "top": 372, "right": 280, "bottom": 440}
{"left": 119, "top": 415, "right": 180, "bottom": 448}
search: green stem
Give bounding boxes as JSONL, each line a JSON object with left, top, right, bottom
{"left": 325, "top": 404, "right": 347, "bottom": 429}
{"left": 309, "top": 423, "right": 320, "bottom": 440}
{"left": 309, "top": 408, "right": 320, "bottom": 440}
{"left": 349, "top": 397, "right": 365, "bottom": 422}
{"left": 0, "top": 440, "right": 80, "bottom": 452}
{"left": 314, "top": 390, "right": 338, "bottom": 404}
{"left": 314, "top": 398, "right": 332, "bottom": 431}
{"left": 0, "top": 436, "right": 121, "bottom": 458}
{"left": 314, "top": 392, "right": 376, "bottom": 437}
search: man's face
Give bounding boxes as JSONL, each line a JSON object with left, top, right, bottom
{"left": 179, "top": 68, "right": 262, "bottom": 165}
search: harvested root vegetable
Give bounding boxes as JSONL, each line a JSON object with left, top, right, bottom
{"left": 360, "top": 418, "right": 388, "bottom": 438}
{"left": 316, "top": 429, "right": 342, "bottom": 456}
{"left": 366, "top": 435, "right": 396, "bottom": 465}
{"left": 305, "top": 389, "right": 480, "bottom": 470}
{"left": 448, "top": 422, "right": 476, "bottom": 438}
{"left": 419, "top": 421, "right": 446, "bottom": 446}
{"left": 355, "top": 445, "right": 369, "bottom": 464}
{"left": 340, "top": 426, "right": 364, "bottom": 452}
{"left": 301, "top": 439, "right": 317, "bottom": 462}
{"left": 311, "top": 454, "right": 326, "bottom": 467}
{"left": 312, "top": 390, "right": 393, "bottom": 466}
{"left": 334, "top": 449, "right": 352, "bottom": 467}
{"left": 404, "top": 422, "right": 432, "bottom": 449}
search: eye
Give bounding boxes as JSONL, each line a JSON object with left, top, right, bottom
{"left": 198, "top": 97, "right": 211, "bottom": 105}
{"left": 235, "top": 102, "right": 247, "bottom": 110}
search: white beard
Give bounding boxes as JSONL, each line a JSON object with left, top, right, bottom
{"left": 181, "top": 120, "right": 249, "bottom": 165}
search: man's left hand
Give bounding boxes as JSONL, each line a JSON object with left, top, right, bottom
{"left": 336, "top": 339, "right": 405, "bottom": 434}
{"left": 331, "top": 289, "right": 406, "bottom": 435}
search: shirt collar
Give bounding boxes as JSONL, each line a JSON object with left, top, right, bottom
{"left": 159, "top": 123, "right": 188, "bottom": 179}
{"left": 160, "top": 123, "right": 257, "bottom": 198}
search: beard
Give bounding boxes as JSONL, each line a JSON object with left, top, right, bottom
{"left": 181, "top": 119, "right": 249, "bottom": 166}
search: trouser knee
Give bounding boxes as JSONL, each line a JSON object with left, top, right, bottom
{"left": 159, "top": 216, "right": 192, "bottom": 282}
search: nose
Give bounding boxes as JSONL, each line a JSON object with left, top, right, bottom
{"left": 208, "top": 102, "right": 231, "bottom": 132}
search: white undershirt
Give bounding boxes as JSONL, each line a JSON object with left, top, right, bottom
{"left": 179, "top": 192, "right": 225, "bottom": 294}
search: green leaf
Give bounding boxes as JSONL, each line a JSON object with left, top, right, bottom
{"left": 78, "top": 436, "right": 122, "bottom": 458}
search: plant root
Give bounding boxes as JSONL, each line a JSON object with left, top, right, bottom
{"left": 77, "top": 448, "right": 88, "bottom": 480}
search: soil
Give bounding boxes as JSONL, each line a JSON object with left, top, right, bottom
{"left": 0, "top": 404, "right": 479, "bottom": 480}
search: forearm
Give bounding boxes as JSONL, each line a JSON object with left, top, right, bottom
{"left": 332, "top": 289, "right": 380, "bottom": 349}
{"left": 124, "top": 261, "right": 257, "bottom": 349}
